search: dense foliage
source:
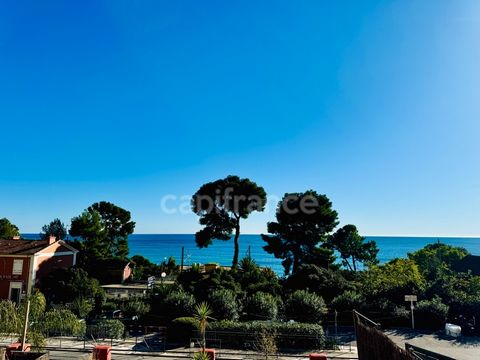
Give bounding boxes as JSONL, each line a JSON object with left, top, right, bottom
{"left": 0, "top": 217, "right": 20, "bottom": 238}
{"left": 408, "top": 243, "right": 468, "bottom": 280}
{"left": 0, "top": 292, "right": 84, "bottom": 349}
{"left": 208, "top": 289, "right": 239, "bottom": 321}
{"left": 284, "top": 290, "right": 327, "bottom": 323}
{"left": 39, "top": 267, "right": 105, "bottom": 309}
{"left": 243, "top": 292, "right": 279, "bottom": 321}
{"left": 20, "top": 187, "right": 480, "bottom": 352}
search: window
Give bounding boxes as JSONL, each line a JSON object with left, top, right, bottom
{"left": 12, "top": 259, "right": 23, "bottom": 275}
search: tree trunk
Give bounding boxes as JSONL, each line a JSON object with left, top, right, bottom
{"left": 352, "top": 256, "right": 357, "bottom": 272}
{"left": 232, "top": 220, "right": 240, "bottom": 269}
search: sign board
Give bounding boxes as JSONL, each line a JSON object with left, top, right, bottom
{"left": 405, "top": 295, "right": 417, "bottom": 302}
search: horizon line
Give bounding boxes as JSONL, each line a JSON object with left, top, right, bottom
{"left": 20, "top": 232, "right": 480, "bottom": 238}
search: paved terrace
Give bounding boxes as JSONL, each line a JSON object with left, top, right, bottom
{"left": 0, "top": 336, "right": 358, "bottom": 359}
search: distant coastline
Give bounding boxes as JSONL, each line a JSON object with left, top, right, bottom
{"left": 21, "top": 233, "right": 480, "bottom": 275}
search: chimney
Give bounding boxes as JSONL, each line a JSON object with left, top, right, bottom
{"left": 48, "top": 235, "right": 57, "bottom": 245}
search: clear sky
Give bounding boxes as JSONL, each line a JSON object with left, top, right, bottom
{"left": 1, "top": 1, "right": 480, "bottom": 236}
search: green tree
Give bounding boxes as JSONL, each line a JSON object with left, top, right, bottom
{"left": 326, "top": 224, "right": 379, "bottom": 271}
{"left": 40, "top": 218, "right": 67, "bottom": 241}
{"left": 39, "top": 267, "right": 105, "bottom": 306}
{"left": 70, "top": 201, "right": 135, "bottom": 261}
{"left": 192, "top": 175, "right": 267, "bottom": 269}
{"left": 408, "top": 242, "right": 468, "bottom": 280}
{"left": 262, "top": 191, "right": 338, "bottom": 275}
{"left": 0, "top": 217, "right": 20, "bottom": 238}
{"left": 362, "top": 258, "right": 426, "bottom": 301}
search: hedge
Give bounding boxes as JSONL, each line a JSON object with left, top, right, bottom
{"left": 206, "top": 321, "right": 325, "bottom": 349}
{"left": 169, "top": 317, "right": 198, "bottom": 343}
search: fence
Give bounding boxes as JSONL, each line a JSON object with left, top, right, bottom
{"left": 353, "top": 310, "right": 416, "bottom": 360}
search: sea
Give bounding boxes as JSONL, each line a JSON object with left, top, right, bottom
{"left": 22, "top": 234, "right": 480, "bottom": 276}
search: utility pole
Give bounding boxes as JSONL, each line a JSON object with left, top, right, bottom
{"left": 21, "top": 300, "right": 30, "bottom": 351}
{"left": 334, "top": 310, "right": 338, "bottom": 340}
{"left": 181, "top": 246, "right": 184, "bottom": 273}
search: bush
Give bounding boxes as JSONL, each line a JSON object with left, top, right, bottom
{"left": 208, "top": 321, "right": 325, "bottom": 349}
{"left": 234, "top": 258, "right": 282, "bottom": 296}
{"left": 331, "top": 291, "right": 366, "bottom": 311}
{"left": 192, "top": 352, "right": 210, "bottom": 360}
{"left": 120, "top": 298, "right": 150, "bottom": 318}
{"left": 88, "top": 319, "right": 125, "bottom": 339}
{"left": 243, "top": 292, "right": 279, "bottom": 320}
{"left": 208, "top": 289, "right": 239, "bottom": 321}
{"left": 164, "top": 289, "right": 196, "bottom": 319}
{"left": 285, "top": 290, "right": 327, "bottom": 323}
{"left": 284, "top": 265, "right": 349, "bottom": 303}
{"left": 71, "top": 298, "right": 94, "bottom": 319}
{"left": 415, "top": 296, "right": 449, "bottom": 329}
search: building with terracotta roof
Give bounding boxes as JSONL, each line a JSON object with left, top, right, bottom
{"left": 0, "top": 236, "right": 78, "bottom": 303}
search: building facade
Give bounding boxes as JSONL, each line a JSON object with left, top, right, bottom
{"left": 0, "top": 236, "right": 78, "bottom": 303}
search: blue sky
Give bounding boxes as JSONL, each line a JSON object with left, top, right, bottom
{"left": 1, "top": 1, "right": 480, "bottom": 236}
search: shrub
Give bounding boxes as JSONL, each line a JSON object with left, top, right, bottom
{"left": 331, "top": 291, "right": 366, "bottom": 311}
{"left": 88, "top": 319, "right": 125, "bottom": 339}
{"left": 285, "top": 290, "right": 327, "bottom": 323}
{"left": 208, "top": 289, "right": 239, "bottom": 321}
{"left": 71, "top": 298, "right": 94, "bottom": 319}
{"left": 120, "top": 298, "right": 150, "bottom": 318}
{"left": 208, "top": 321, "right": 325, "bottom": 349}
{"left": 243, "top": 292, "right": 279, "bottom": 320}
{"left": 415, "top": 296, "right": 449, "bottom": 329}
{"left": 192, "top": 352, "right": 210, "bottom": 360}
{"left": 284, "top": 265, "right": 349, "bottom": 303}
{"left": 164, "top": 289, "right": 196, "bottom": 319}
{"left": 235, "top": 258, "right": 282, "bottom": 296}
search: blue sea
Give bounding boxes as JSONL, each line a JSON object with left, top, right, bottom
{"left": 23, "top": 234, "right": 480, "bottom": 275}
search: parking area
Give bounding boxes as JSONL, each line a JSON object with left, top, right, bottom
{"left": 385, "top": 328, "right": 480, "bottom": 360}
